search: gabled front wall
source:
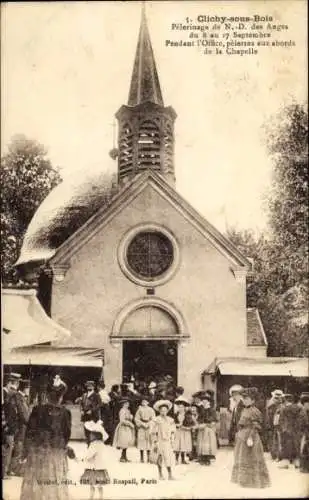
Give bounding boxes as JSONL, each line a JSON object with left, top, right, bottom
{"left": 51, "top": 183, "right": 250, "bottom": 391}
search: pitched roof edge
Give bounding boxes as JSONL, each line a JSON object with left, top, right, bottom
{"left": 49, "top": 170, "right": 252, "bottom": 268}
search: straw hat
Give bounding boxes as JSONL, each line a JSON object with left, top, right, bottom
{"left": 229, "top": 384, "right": 244, "bottom": 396}
{"left": 153, "top": 399, "right": 173, "bottom": 413}
{"left": 174, "top": 397, "right": 190, "bottom": 406}
{"left": 84, "top": 420, "right": 109, "bottom": 441}
{"left": 271, "top": 389, "right": 284, "bottom": 398}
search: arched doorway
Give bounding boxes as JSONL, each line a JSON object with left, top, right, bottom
{"left": 119, "top": 305, "right": 179, "bottom": 384}
{"left": 122, "top": 340, "right": 177, "bottom": 384}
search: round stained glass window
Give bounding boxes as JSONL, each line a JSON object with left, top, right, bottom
{"left": 126, "top": 231, "right": 174, "bottom": 279}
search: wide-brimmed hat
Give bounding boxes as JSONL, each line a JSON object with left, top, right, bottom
{"left": 229, "top": 384, "right": 244, "bottom": 396}
{"left": 242, "top": 387, "right": 259, "bottom": 400}
{"left": 192, "top": 391, "right": 205, "bottom": 399}
{"left": 271, "top": 389, "right": 284, "bottom": 398}
{"left": 153, "top": 399, "right": 173, "bottom": 413}
{"left": 84, "top": 420, "right": 109, "bottom": 441}
{"left": 174, "top": 397, "right": 190, "bottom": 406}
{"left": 148, "top": 382, "right": 157, "bottom": 389}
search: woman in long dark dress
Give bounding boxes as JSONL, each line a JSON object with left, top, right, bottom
{"left": 231, "top": 387, "right": 270, "bottom": 489}
{"left": 20, "top": 384, "right": 71, "bottom": 500}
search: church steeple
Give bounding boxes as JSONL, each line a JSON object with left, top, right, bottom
{"left": 115, "top": 5, "right": 177, "bottom": 186}
{"left": 128, "top": 5, "right": 163, "bottom": 107}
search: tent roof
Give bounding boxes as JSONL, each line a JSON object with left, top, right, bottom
{"left": 4, "top": 345, "right": 104, "bottom": 368}
{"left": 2, "top": 288, "right": 70, "bottom": 351}
{"left": 204, "top": 357, "right": 308, "bottom": 378}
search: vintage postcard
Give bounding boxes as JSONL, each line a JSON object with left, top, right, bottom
{"left": 1, "top": 1, "right": 308, "bottom": 499}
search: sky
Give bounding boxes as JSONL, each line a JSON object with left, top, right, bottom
{"left": 1, "top": 0, "right": 307, "bottom": 234}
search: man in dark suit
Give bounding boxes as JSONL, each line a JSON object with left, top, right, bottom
{"left": 78, "top": 380, "right": 101, "bottom": 445}
{"left": 3, "top": 373, "right": 21, "bottom": 477}
{"left": 228, "top": 384, "right": 245, "bottom": 445}
{"left": 11, "top": 379, "right": 31, "bottom": 476}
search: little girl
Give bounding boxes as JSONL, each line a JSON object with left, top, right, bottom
{"left": 151, "top": 399, "right": 176, "bottom": 480}
{"left": 190, "top": 404, "right": 201, "bottom": 461}
{"left": 173, "top": 398, "right": 193, "bottom": 464}
{"left": 113, "top": 399, "right": 135, "bottom": 462}
{"left": 80, "top": 420, "right": 110, "bottom": 500}
{"left": 134, "top": 396, "right": 155, "bottom": 463}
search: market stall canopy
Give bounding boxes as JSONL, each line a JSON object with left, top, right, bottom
{"left": 204, "top": 357, "right": 309, "bottom": 378}
{"left": 4, "top": 345, "right": 104, "bottom": 368}
{"left": 2, "top": 288, "right": 70, "bottom": 352}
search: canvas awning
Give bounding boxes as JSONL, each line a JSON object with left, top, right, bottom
{"left": 2, "top": 288, "right": 70, "bottom": 351}
{"left": 204, "top": 357, "right": 309, "bottom": 378}
{"left": 4, "top": 345, "right": 104, "bottom": 368}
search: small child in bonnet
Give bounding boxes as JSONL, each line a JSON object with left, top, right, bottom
{"left": 80, "top": 420, "right": 110, "bottom": 500}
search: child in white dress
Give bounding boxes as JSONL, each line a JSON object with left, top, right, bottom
{"left": 151, "top": 400, "right": 176, "bottom": 480}
{"left": 113, "top": 399, "right": 135, "bottom": 462}
{"left": 134, "top": 396, "right": 155, "bottom": 463}
{"left": 80, "top": 420, "right": 110, "bottom": 500}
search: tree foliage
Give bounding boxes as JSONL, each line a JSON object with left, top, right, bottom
{"left": 227, "top": 103, "right": 308, "bottom": 357}
{"left": 1, "top": 135, "right": 62, "bottom": 284}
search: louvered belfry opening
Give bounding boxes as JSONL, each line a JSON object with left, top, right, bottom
{"left": 118, "top": 123, "right": 133, "bottom": 179}
{"left": 137, "top": 120, "right": 160, "bottom": 171}
{"left": 115, "top": 6, "right": 177, "bottom": 185}
{"left": 163, "top": 123, "right": 174, "bottom": 173}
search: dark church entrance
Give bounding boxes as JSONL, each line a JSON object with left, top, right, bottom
{"left": 122, "top": 340, "right": 177, "bottom": 384}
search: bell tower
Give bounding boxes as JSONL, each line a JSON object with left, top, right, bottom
{"left": 115, "top": 5, "right": 177, "bottom": 186}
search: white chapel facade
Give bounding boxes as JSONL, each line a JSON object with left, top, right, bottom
{"left": 16, "top": 9, "right": 267, "bottom": 393}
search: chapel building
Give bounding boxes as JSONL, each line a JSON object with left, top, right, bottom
{"left": 10, "top": 7, "right": 277, "bottom": 402}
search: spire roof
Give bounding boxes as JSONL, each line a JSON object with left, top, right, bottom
{"left": 128, "top": 5, "right": 164, "bottom": 106}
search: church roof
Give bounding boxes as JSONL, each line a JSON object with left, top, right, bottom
{"left": 17, "top": 170, "right": 252, "bottom": 269}
{"left": 128, "top": 5, "right": 164, "bottom": 106}
{"left": 16, "top": 169, "right": 119, "bottom": 266}
{"left": 246, "top": 308, "right": 268, "bottom": 346}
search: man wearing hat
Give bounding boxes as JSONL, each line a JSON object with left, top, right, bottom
{"left": 277, "top": 393, "right": 308, "bottom": 469}
{"left": 3, "top": 373, "right": 21, "bottom": 477}
{"left": 11, "top": 379, "right": 31, "bottom": 476}
{"left": 265, "top": 389, "right": 284, "bottom": 459}
{"left": 78, "top": 381, "right": 102, "bottom": 445}
{"left": 300, "top": 392, "right": 309, "bottom": 473}
{"left": 228, "top": 385, "right": 244, "bottom": 446}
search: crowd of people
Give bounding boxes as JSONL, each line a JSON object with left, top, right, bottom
{"left": 2, "top": 371, "right": 309, "bottom": 499}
